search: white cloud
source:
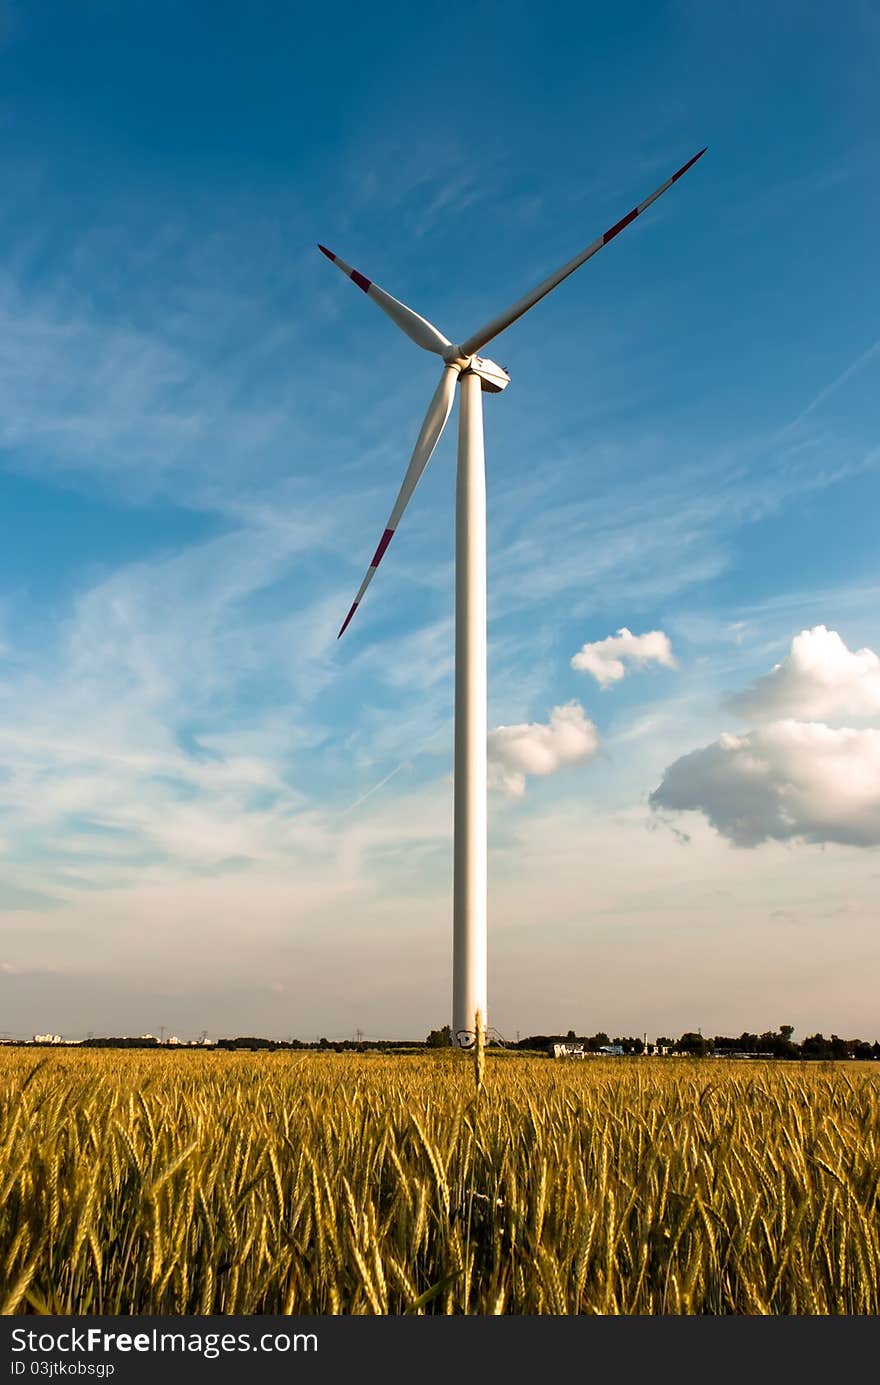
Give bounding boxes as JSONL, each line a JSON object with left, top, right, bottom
{"left": 730, "top": 625, "right": 880, "bottom": 721}
{"left": 571, "top": 627, "right": 676, "bottom": 687}
{"left": 488, "top": 702, "right": 599, "bottom": 797}
{"left": 650, "top": 720, "right": 880, "bottom": 848}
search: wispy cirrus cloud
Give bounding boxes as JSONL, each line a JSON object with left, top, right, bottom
{"left": 0, "top": 521, "right": 343, "bottom": 892}
{"left": 484, "top": 422, "right": 880, "bottom": 629}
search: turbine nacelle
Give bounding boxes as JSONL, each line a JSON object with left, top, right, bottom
{"left": 460, "top": 354, "right": 509, "bottom": 393}
{"left": 464, "top": 355, "right": 510, "bottom": 393}
{"left": 442, "top": 346, "right": 510, "bottom": 392}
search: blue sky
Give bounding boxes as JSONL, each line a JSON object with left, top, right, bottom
{"left": 1, "top": 0, "right": 879, "bottom": 1041}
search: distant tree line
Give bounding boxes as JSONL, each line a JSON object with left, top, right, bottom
{"left": 215, "top": 1036, "right": 426, "bottom": 1052}
{"left": 709, "top": 1028, "right": 880, "bottom": 1061}
{"left": 17, "top": 1024, "right": 880, "bottom": 1059}
{"left": 515, "top": 1025, "right": 880, "bottom": 1060}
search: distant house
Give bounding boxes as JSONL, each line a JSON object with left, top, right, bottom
{"left": 551, "top": 1042, "right": 586, "bottom": 1059}
{"left": 599, "top": 1044, "right": 624, "bottom": 1056}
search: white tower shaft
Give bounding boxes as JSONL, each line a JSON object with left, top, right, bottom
{"left": 452, "top": 369, "right": 488, "bottom": 1045}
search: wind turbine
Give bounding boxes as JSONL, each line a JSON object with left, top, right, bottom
{"left": 321, "top": 147, "right": 706, "bottom": 1046}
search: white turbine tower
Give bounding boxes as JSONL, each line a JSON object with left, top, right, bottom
{"left": 322, "top": 147, "right": 706, "bottom": 1046}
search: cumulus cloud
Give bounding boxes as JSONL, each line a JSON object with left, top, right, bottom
{"left": 650, "top": 720, "right": 880, "bottom": 848}
{"left": 488, "top": 702, "right": 599, "bottom": 797}
{"left": 571, "top": 628, "right": 676, "bottom": 687}
{"left": 730, "top": 626, "right": 880, "bottom": 721}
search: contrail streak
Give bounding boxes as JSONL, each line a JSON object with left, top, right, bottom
{"left": 780, "top": 337, "right": 880, "bottom": 436}
{"left": 340, "top": 725, "right": 447, "bottom": 816}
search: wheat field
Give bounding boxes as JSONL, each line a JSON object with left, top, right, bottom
{"left": 1, "top": 1048, "right": 878, "bottom": 1314}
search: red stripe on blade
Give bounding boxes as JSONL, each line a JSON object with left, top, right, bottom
{"left": 671, "top": 147, "right": 708, "bottom": 182}
{"left": 318, "top": 244, "right": 335, "bottom": 261}
{"left": 350, "top": 269, "right": 372, "bottom": 293}
{"left": 338, "top": 602, "right": 359, "bottom": 639}
{"left": 603, "top": 207, "right": 639, "bottom": 244}
{"left": 370, "top": 528, "right": 394, "bottom": 567}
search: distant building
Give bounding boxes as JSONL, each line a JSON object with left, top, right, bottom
{"left": 712, "top": 1050, "right": 774, "bottom": 1060}
{"left": 33, "top": 1034, "right": 64, "bottom": 1044}
{"left": 599, "top": 1044, "right": 624, "bottom": 1056}
{"left": 551, "top": 1042, "right": 586, "bottom": 1059}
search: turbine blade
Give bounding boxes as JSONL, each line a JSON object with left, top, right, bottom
{"left": 459, "top": 147, "right": 707, "bottom": 357}
{"left": 338, "top": 365, "right": 459, "bottom": 638}
{"left": 318, "top": 244, "right": 452, "bottom": 356}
